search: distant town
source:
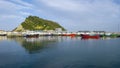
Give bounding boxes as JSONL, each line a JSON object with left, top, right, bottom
{"left": 0, "top": 28, "right": 120, "bottom": 39}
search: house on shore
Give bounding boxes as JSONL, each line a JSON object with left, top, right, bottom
{"left": 0, "top": 30, "right": 7, "bottom": 36}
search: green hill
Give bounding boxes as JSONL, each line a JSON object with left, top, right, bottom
{"left": 13, "top": 16, "right": 66, "bottom": 32}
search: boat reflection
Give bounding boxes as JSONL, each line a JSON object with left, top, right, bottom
{"left": 0, "top": 36, "right": 118, "bottom": 54}
{"left": 0, "top": 36, "right": 7, "bottom": 41}
{"left": 81, "top": 37, "right": 100, "bottom": 40}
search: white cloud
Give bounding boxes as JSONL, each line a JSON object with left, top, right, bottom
{"left": 0, "top": 14, "right": 24, "bottom": 31}
{"left": 38, "top": 0, "right": 120, "bottom": 21}
{"left": 0, "top": 0, "right": 120, "bottom": 31}
{"left": 39, "top": 0, "right": 120, "bottom": 13}
{"left": 19, "top": 11, "right": 32, "bottom": 16}
{"left": 1, "top": 14, "right": 24, "bottom": 20}
{"left": 38, "top": 0, "right": 120, "bottom": 31}
{"left": 9, "top": 0, "right": 34, "bottom": 9}
{"left": 10, "top": 0, "right": 33, "bottom": 7}
{"left": 0, "top": 0, "right": 30, "bottom": 11}
{"left": 0, "top": 0, "right": 31, "bottom": 30}
{"left": 0, "top": 0, "right": 38, "bottom": 17}
{"left": 40, "top": 0, "right": 80, "bottom": 11}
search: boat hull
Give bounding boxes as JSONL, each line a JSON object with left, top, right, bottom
{"left": 0, "top": 34, "right": 7, "bottom": 36}
{"left": 81, "top": 34, "right": 100, "bottom": 39}
{"left": 25, "top": 34, "right": 39, "bottom": 38}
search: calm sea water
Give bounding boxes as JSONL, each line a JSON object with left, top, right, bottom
{"left": 0, "top": 36, "right": 120, "bottom": 68}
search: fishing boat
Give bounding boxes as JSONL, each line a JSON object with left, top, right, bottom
{"left": 117, "top": 34, "right": 120, "bottom": 37}
{"left": 81, "top": 34, "right": 100, "bottom": 39}
{"left": 25, "top": 34, "right": 39, "bottom": 38}
{"left": 0, "top": 34, "right": 7, "bottom": 36}
{"left": 63, "top": 34, "right": 76, "bottom": 37}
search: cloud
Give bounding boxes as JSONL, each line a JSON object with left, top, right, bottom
{"left": 19, "top": 11, "right": 32, "bottom": 16}
{"left": 37, "top": 0, "right": 120, "bottom": 31}
{"left": 40, "top": 0, "right": 80, "bottom": 12}
{"left": 10, "top": 0, "right": 33, "bottom": 7}
{"left": 0, "top": 0, "right": 33, "bottom": 30}
{"left": 0, "top": 0, "right": 120, "bottom": 31}
{"left": 0, "top": 14, "right": 24, "bottom": 31}
{"left": 9, "top": 0, "right": 34, "bottom": 9}
{"left": 39, "top": 0, "right": 120, "bottom": 15}
{"left": 0, "top": 0, "right": 24, "bottom": 11}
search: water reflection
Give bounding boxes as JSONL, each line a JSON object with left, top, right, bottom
{"left": 1, "top": 36, "right": 82, "bottom": 54}
{"left": 0, "top": 36, "right": 7, "bottom": 41}
{"left": 0, "top": 36, "right": 120, "bottom": 68}
{"left": 7, "top": 36, "right": 64, "bottom": 54}
{"left": 0, "top": 36, "right": 119, "bottom": 54}
{"left": 21, "top": 37, "right": 59, "bottom": 54}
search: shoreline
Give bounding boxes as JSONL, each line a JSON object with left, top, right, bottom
{"left": 0, "top": 31, "right": 120, "bottom": 38}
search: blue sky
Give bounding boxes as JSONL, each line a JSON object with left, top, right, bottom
{"left": 0, "top": 0, "right": 120, "bottom": 32}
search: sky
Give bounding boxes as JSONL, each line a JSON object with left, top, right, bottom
{"left": 0, "top": 0, "right": 120, "bottom": 32}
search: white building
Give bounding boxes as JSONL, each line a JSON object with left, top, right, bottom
{"left": 55, "top": 28, "right": 62, "bottom": 32}
{"left": 0, "top": 30, "right": 7, "bottom": 36}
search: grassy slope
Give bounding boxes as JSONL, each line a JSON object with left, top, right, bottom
{"left": 21, "top": 16, "right": 65, "bottom": 31}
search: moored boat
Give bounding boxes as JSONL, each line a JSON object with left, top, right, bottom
{"left": 63, "top": 34, "right": 76, "bottom": 36}
{"left": 81, "top": 34, "right": 100, "bottom": 39}
{"left": 25, "top": 34, "right": 39, "bottom": 38}
{"left": 0, "top": 34, "right": 7, "bottom": 36}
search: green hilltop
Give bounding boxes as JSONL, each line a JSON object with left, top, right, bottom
{"left": 13, "top": 16, "right": 66, "bottom": 32}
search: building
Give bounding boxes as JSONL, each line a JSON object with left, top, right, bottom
{"left": 55, "top": 28, "right": 62, "bottom": 32}
{"left": 93, "top": 31, "right": 106, "bottom": 35}
{"left": 0, "top": 30, "right": 7, "bottom": 36}
{"left": 77, "top": 31, "right": 90, "bottom": 34}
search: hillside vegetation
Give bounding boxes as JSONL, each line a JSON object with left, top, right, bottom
{"left": 13, "top": 16, "right": 65, "bottom": 32}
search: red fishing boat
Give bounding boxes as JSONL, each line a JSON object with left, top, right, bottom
{"left": 63, "top": 34, "right": 76, "bottom": 36}
{"left": 81, "top": 34, "right": 100, "bottom": 39}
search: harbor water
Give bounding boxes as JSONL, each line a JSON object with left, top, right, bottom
{"left": 0, "top": 36, "right": 120, "bottom": 68}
